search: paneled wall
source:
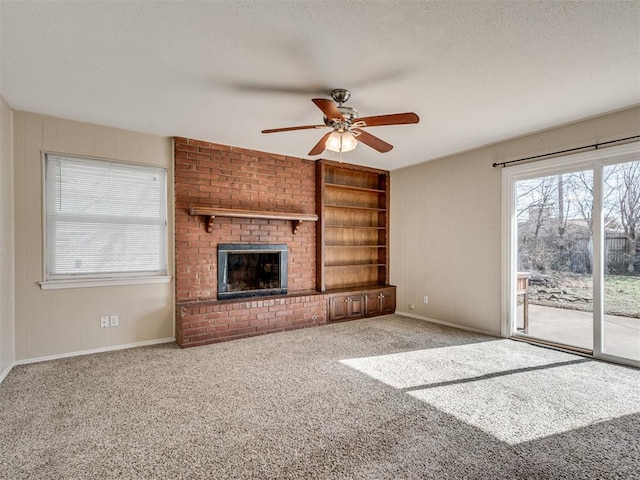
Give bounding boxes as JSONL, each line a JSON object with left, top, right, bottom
{"left": 0, "top": 96, "right": 14, "bottom": 378}
{"left": 391, "top": 106, "right": 640, "bottom": 335}
{"left": 13, "top": 112, "right": 175, "bottom": 361}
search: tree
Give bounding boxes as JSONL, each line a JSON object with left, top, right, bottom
{"left": 563, "top": 171, "right": 595, "bottom": 273}
{"left": 608, "top": 162, "right": 640, "bottom": 273}
{"left": 554, "top": 173, "right": 575, "bottom": 271}
{"left": 516, "top": 176, "right": 558, "bottom": 271}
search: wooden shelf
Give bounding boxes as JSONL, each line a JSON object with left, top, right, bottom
{"left": 326, "top": 244, "right": 386, "bottom": 248}
{"left": 324, "top": 183, "right": 386, "bottom": 194}
{"left": 189, "top": 206, "right": 318, "bottom": 234}
{"left": 325, "top": 263, "right": 386, "bottom": 268}
{"left": 325, "top": 225, "right": 386, "bottom": 230}
{"left": 324, "top": 285, "right": 394, "bottom": 294}
{"left": 325, "top": 204, "right": 386, "bottom": 212}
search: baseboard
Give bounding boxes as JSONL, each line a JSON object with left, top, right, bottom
{"left": 0, "top": 361, "right": 16, "bottom": 384}
{"left": 395, "top": 311, "right": 502, "bottom": 338}
{"left": 13, "top": 337, "right": 176, "bottom": 366}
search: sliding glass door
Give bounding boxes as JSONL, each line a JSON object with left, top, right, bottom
{"left": 503, "top": 143, "right": 640, "bottom": 367}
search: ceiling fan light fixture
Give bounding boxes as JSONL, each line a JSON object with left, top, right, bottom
{"left": 326, "top": 130, "right": 358, "bottom": 153}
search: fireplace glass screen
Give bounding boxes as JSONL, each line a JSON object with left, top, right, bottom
{"left": 218, "top": 244, "right": 288, "bottom": 299}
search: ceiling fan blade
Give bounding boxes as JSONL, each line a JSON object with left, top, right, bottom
{"left": 352, "top": 128, "right": 394, "bottom": 153}
{"left": 262, "top": 124, "right": 326, "bottom": 134}
{"left": 354, "top": 112, "right": 419, "bottom": 128}
{"left": 308, "top": 132, "right": 333, "bottom": 156}
{"left": 312, "top": 98, "right": 344, "bottom": 122}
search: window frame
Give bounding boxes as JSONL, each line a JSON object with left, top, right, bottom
{"left": 39, "top": 151, "right": 171, "bottom": 290}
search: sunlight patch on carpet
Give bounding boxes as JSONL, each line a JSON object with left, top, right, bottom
{"left": 340, "top": 340, "right": 575, "bottom": 390}
{"left": 340, "top": 340, "right": 640, "bottom": 444}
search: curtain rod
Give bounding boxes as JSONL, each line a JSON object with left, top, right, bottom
{"left": 492, "top": 135, "right": 640, "bottom": 168}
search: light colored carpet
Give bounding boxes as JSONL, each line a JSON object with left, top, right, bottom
{"left": 1, "top": 314, "right": 639, "bottom": 479}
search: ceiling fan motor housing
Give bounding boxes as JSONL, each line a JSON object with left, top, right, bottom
{"left": 323, "top": 105, "right": 358, "bottom": 128}
{"left": 330, "top": 88, "right": 351, "bottom": 105}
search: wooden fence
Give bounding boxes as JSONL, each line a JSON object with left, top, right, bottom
{"left": 519, "top": 234, "right": 640, "bottom": 275}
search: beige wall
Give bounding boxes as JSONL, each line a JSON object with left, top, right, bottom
{"left": 13, "top": 112, "right": 174, "bottom": 361}
{"left": 0, "top": 96, "right": 15, "bottom": 377}
{"left": 391, "top": 106, "right": 640, "bottom": 335}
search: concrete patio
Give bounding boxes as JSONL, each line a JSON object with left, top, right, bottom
{"left": 517, "top": 304, "right": 640, "bottom": 361}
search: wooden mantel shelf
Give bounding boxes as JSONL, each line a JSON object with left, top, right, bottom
{"left": 188, "top": 206, "right": 319, "bottom": 234}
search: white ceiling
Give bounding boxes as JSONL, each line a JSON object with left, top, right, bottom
{"left": 1, "top": 1, "right": 639, "bottom": 170}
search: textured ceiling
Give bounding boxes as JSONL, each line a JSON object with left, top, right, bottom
{"left": 1, "top": 1, "right": 639, "bottom": 170}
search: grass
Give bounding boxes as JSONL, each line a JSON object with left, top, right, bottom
{"left": 528, "top": 273, "right": 640, "bottom": 318}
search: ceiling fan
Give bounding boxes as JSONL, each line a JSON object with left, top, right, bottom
{"left": 261, "top": 89, "right": 420, "bottom": 156}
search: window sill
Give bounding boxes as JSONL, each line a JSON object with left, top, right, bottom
{"left": 39, "top": 276, "right": 172, "bottom": 290}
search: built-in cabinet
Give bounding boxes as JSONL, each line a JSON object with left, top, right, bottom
{"left": 364, "top": 287, "right": 396, "bottom": 317}
{"left": 317, "top": 159, "right": 396, "bottom": 322}
{"left": 329, "top": 293, "right": 365, "bottom": 322}
{"left": 327, "top": 286, "right": 396, "bottom": 322}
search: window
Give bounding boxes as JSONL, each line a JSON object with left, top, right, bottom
{"left": 42, "top": 153, "right": 168, "bottom": 287}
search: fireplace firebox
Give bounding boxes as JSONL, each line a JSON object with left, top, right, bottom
{"left": 217, "top": 244, "right": 288, "bottom": 299}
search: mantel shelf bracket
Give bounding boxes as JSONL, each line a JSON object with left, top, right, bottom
{"left": 188, "top": 207, "right": 318, "bottom": 235}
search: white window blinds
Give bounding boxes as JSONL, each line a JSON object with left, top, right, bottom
{"left": 44, "top": 154, "right": 168, "bottom": 280}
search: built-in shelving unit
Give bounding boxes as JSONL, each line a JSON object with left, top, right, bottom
{"left": 316, "top": 160, "right": 393, "bottom": 298}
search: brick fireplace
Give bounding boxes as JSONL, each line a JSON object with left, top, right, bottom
{"left": 174, "top": 137, "right": 327, "bottom": 347}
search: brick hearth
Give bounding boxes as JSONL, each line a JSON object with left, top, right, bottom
{"left": 174, "top": 137, "right": 326, "bottom": 347}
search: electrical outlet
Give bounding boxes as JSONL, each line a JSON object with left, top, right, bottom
{"left": 110, "top": 315, "right": 119, "bottom": 327}
{"left": 100, "top": 316, "right": 109, "bottom": 328}
{"left": 423, "top": 295, "right": 429, "bottom": 305}
{"left": 409, "top": 304, "right": 415, "bottom": 310}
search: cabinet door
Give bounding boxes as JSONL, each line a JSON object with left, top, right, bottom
{"left": 329, "top": 296, "right": 349, "bottom": 322}
{"left": 347, "top": 294, "right": 365, "bottom": 319}
{"left": 365, "top": 292, "right": 382, "bottom": 317}
{"left": 380, "top": 288, "right": 396, "bottom": 314}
